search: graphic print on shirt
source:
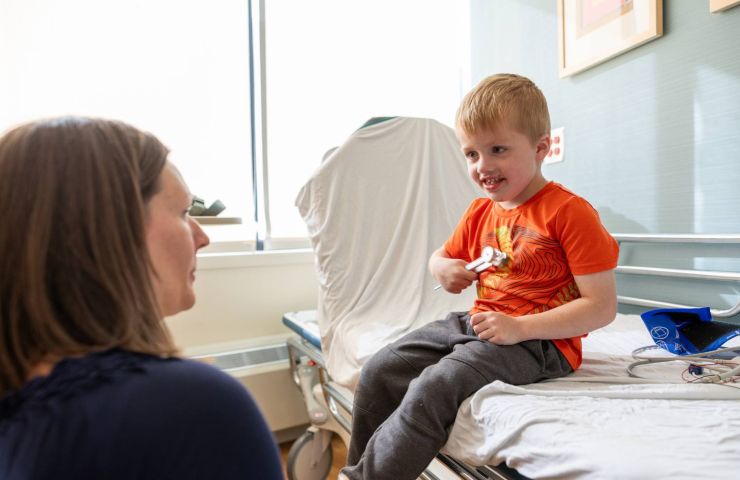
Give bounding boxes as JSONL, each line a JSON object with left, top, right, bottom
{"left": 477, "top": 224, "right": 580, "bottom": 316}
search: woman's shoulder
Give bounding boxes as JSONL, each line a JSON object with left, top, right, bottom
{"left": 1, "top": 349, "right": 146, "bottom": 423}
{"left": 110, "top": 352, "right": 282, "bottom": 478}
{"left": 87, "top": 349, "right": 258, "bottom": 415}
{"left": 134, "top": 351, "right": 242, "bottom": 391}
{"left": 1, "top": 349, "right": 251, "bottom": 426}
{"left": 0, "top": 349, "right": 282, "bottom": 479}
{"left": 125, "top": 352, "right": 260, "bottom": 414}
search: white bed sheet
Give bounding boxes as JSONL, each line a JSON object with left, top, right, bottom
{"left": 443, "top": 313, "right": 740, "bottom": 479}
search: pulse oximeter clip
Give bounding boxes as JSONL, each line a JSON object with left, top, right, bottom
{"left": 434, "top": 246, "right": 507, "bottom": 291}
{"left": 466, "top": 246, "right": 507, "bottom": 273}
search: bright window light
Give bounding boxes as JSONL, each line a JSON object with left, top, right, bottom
{"left": 0, "top": 0, "right": 471, "bottom": 250}
{"left": 263, "top": 0, "right": 471, "bottom": 239}
{"left": 0, "top": 0, "right": 254, "bottom": 230}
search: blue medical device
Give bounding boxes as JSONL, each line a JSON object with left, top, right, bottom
{"left": 640, "top": 307, "right": 740, "bottom": 355}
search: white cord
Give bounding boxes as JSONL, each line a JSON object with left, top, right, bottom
{"left": 631, "top": 344, "right": 740, "bottom": 361}
{"left": 628, "top": 345, "right": 740, "bottom": 383}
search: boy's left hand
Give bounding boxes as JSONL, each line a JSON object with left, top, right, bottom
{"left": 469, "top": 311, "right": 524, "bottom": 345}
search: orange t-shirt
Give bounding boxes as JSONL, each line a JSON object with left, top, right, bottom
{"left": 443, "top": 182, "right": 619, "bottom": 370}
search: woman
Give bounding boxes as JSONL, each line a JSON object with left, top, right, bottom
{"left": 0, "top": 117, "right": 283, "bottom": 479}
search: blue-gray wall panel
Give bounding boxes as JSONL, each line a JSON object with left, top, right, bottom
{"left": 469, "top": 0, "right": 740, "bottom": 320}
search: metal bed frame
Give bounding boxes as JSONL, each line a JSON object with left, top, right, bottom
{"left": 614, "top": 234, "right": 740, "bottom": 317}
{"left": 284, "top": 233, "right": 740, "bottom": 480}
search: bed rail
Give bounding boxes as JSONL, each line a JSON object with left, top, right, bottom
{"left": 613, "top": 233, "right": 740, "bottom": 318}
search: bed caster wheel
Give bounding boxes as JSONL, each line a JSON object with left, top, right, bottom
{"left": 286, "top": 429, "right": 333, "bottom": 480}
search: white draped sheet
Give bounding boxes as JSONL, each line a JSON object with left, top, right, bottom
{"left": 296, "top": 116, "right": 479, "bottom": 389}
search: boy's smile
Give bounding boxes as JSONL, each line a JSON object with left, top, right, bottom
{"left": 458, "top": 123, "right": 551, "bottom": 209}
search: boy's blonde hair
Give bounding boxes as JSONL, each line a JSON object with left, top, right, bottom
{"left": 456, "top": 73, "right": 550, "bottom": 145}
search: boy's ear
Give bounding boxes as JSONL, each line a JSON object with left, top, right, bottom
{"left": 534, "top": 134, "right": 551, "bottom": 161}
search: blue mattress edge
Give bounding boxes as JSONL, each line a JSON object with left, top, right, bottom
{"left": 282, "top": 310, "right": 322, "bottom": 350}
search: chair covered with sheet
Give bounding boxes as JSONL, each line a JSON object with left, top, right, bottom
{"left": 295, "top": 116, "right": 479, "bottom": 389}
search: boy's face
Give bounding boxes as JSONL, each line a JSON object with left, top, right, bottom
{"left": 458, "top": 122, "right": 551, "bottom": 209}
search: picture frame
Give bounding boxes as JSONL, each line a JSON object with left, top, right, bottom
{"left": 710, "top": 0, "right": 740, "bottom": 12}
{"left": 558, "top": 0, "right": 663, "bottom": 78}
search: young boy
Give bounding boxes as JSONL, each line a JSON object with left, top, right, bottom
{"left": 340, "top": 74, "right": 619, "bottom": 480}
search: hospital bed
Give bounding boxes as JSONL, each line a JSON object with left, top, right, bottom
{"left": 282, "top": 117, "right": 740, "bottom": 479}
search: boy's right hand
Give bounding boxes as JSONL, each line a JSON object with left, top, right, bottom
{"left": 431, "top": 257, "right": 479, "bottom": 294}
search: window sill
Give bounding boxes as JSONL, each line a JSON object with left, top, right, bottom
{"left": 197, "top": 248, "right": 315, "bottom": 270}
{"left": 199, "top": 223, "right": 254, "bottom": 251}
{"left": 193, "top": 216, "right": 243, "bottom": 225}
{"left": 196, "top": 222, "right": 312, "bottom": 269}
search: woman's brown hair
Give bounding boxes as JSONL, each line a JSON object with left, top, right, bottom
{"left": 0, "top": 117, "right": 178, "bottom": 394}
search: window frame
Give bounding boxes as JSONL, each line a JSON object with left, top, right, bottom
{"left": 247, "top": 0, "right": 311, "bottom": 252}
{"left": 204, "top": 0, "right": 469, "bottom": 254}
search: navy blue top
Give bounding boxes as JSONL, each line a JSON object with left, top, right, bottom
{"left": 0, "top": 349, "right": 283, "bottom": 480}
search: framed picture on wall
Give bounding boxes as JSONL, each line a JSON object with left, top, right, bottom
{"left": 710, "top": 0, "right": 740, "bottom": 12}
{"left": 558, "top": 0, "right": 663, "bottom": 78}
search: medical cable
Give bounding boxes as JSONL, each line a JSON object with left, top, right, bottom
{"left": 627, "top": 344, "right": 740, "bottom": 384}
{"left": 681, "top": 364, "right": 740, "bottom": 389}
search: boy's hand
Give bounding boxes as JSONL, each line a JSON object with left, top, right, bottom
{"left": 431, "top": 257, "right": 479, "bottom": 294}
{"left": 470, "top": 311, "right": 524, "bottom": 345}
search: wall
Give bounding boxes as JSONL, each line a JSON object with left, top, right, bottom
{"left": 469, "top": 0, "right": 740, "bottom": 318}
{"left": 469, "top": 0, "right": 740, "bottom": 234}
{"left": 166, "top": 249, "right": 319, "bottom": 349}
{"left": 164, "top": 249, "right": 319, "bottom": 436}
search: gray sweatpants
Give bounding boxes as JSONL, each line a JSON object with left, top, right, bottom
{"left": 342, "top": 311, "right": 573, "bottom": 480}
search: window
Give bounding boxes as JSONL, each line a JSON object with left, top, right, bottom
{"left": 0, "top": 0, "right": 470, "bottom": 252}
{"left": 262, "top": 0, "right": 471, "bottom": 245}
{"left": 0, "top": 0, "right": 255, "bottom": 245}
